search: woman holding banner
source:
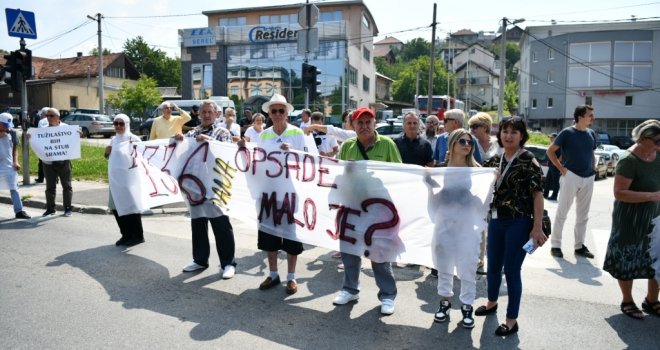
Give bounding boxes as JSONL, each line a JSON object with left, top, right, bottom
{"left": 477, "top": 117, "right": 546, "bottom": 336}
{"left": 105, "top": 114, "right": 144, "bottom": 247}
{"left": 432, "top": 128, "right": 482, "bottom": 329}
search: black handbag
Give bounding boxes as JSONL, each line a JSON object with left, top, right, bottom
{"left": 541, "top": 209, "right": 551, "bottom": 237}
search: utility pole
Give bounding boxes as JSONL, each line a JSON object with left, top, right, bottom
{"left": 19, "top": 39, "right": 30, "bottom": 185}
{"left": 427, "top": 3, "right": 437, "bottom": 116}
{"left": 498, "top": 17, "right": 524, "bottom": 119}
{"left": 497, "top": 17, "right": 507, "bottom": 120}
{"left": 415, "top": 71, "right": 420, "bottom": 110}
{"left": 87, "top": 13, "right": 104, "bottom": 114}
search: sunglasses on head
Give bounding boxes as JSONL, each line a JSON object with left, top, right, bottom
{"left": 457, "top": 138, "right": 474, "bottom": 146}
{"left": 270, "top": 108, "right": 286, "bottom": 115}
{"left": 501, "top": 116, "right": 523, "bottom": 123}
{"left": 113, "top": 121, "right": 125, "bottom": 126}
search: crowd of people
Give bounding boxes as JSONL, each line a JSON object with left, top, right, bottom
{"left": 2, "top": 98, "right": 659, "bottom": 334}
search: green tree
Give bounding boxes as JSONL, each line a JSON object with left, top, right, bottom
{"left": 397, "top": 38, "right": 431, "bottom": 62}
{"left": 123, "top": 36, "right": 181, "bottom": 91}
{"left": 504, "top": 80, "right": 518, "bottom": 115}
{"left": 106, "top": 76, "right": 162, "bottom": 119}
{"left": 88, "top": 47, "right": 112, "bottom": 56}
{"left": 391, "top": 56, "right": 451, "bottom": 104}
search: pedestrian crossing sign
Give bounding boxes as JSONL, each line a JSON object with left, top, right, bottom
{"left": 5, "top": 8, "right": 37, "bottom": 39}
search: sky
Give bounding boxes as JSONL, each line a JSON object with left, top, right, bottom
{"left": 1, "top": 0, "right": 659, "bottom": 59}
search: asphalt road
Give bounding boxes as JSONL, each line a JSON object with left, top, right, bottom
{"left": 1, "top": 176, "right": 658, "bottom": 349}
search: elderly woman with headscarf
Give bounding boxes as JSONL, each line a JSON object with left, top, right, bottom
{"left": 105, "top": 114, "right": 144, "bottom": 247}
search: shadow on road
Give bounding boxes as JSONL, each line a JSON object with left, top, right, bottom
{"left": 45, "top": 245, "right": 524, "bottom": 348}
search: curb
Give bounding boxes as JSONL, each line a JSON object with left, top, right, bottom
{"left": 1, "top": 196, "right": 189, "bottom": 216}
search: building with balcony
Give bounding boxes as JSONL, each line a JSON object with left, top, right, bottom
{"left": 452, "top": 44, "right": 500, "bottom": 110}
{"left": 179, "top": 0, "right": 379, "bottom": 116}
{"left": 519, "top": 21, "right": 660, "bottom": 135}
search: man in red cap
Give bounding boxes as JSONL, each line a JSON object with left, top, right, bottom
{"left": 332, "top": 107, "right": 402, "bottom": 315}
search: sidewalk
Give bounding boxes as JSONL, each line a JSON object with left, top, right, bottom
{"left": 1, "top": 179, "right": 187, "bottom": 216}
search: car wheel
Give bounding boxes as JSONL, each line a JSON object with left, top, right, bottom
{"left": 81, "top": 127, "right": 90, "bottom": 138}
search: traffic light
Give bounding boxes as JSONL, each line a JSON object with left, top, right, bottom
{"left": 1, "top": 51, "right": 20, "bottom": 92}
{"left": 15, "top": 48, "right": 32, "bottom": 79}
{"left": 301, "top": 63, "right": 322, "bottom": 102}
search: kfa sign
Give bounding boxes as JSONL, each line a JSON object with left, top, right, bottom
{"left": 248, "top": 26, "right": 298, "bottom": 43}
{"left": 181, "top": 27, "right": 216, "bottom": 47}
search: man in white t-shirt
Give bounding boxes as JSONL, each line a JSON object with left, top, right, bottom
{"left": 310, "top": 111, "right": 338, "bottom": 158}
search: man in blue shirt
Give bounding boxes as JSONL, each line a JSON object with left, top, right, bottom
{"left": 433, "top": 109, "right": 482, "bottom": 165}
{"left": 546, "top": 105, "right": 597, "bottom": 259}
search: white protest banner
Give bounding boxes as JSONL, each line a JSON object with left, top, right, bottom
{"left": 109, "top": 139, "right": 183, "bottom": 216}
{"left": 27, "top": 125, "right": 81, "bottom": 161}
{"left": 119, "top": 138, "right": 496, "bottom": 268}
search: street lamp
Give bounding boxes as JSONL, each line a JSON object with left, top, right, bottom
{"left": 498, "top": 17, "right": 525, "bottom": 119}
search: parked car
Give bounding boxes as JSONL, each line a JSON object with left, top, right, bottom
{"left": 375, "top": 120, "right": 403, "bottom": 138}
{"left": 593, "top": 154, "right": 608, "bottom": 180}
{"left": 596, "top": 131, "right": 610, "bottom": 146}
{"left": 139, "top": 118, "right": 154, "bottom": 136}
{"left": 525, "top": 144, "right": 549, "bottom": 177}
{"left": 610, "top": 136, "right": 634, "bottom": 149}
{"left": 62, "top": 113, "right": 115, "bottom": 138}
{"left": 595, "top": 151, "right": 615, "bottom": 176}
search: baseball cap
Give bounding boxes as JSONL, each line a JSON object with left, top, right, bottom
{"left": 0, "top": 112, "right": 14, "bottom": 129}
{"left": 351, "top": 107, "right": 374, "bottom": 121}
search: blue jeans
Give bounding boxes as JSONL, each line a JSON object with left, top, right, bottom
{"left": 11, "top": 189, "right": 23, "bottom": 213}
{"left": 487, "top": 217, "right": 531, "bottom": 319}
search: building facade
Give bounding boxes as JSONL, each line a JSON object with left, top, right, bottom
{"left": 452, "top": 44, "right": 500, "bottom": 110}
{"left": 520, "top": 21, "right": 660, "bottom": 135}
{"left": 179, "top": 0, "right": 379, "bottom": 116}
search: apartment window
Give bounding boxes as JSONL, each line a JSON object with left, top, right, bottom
{"left": 219, "top": 17, "right": 246, "bottom": 27}
{"left": 585, "top": 96, "right": 592, "bottom": 105}
{"left": 70, "top": 96, "right": 78, "bottom": 109}
{"left": 532, "top": 99, "right": 537, "bottom": 109}
{"left": 613, "top": 65, "right": 652, "bottom": 88}
{"left": 570, "top": 42, "right": 611, "bottom": 63}
{"left": 363, "top": 46, "right": 370, "bottom": 61}
{"left": 531, "top": 75, "right": 537, "bottom": 85}
{"left": 614, "top": 41, "right": 652, "bottom": 62}
{"left": 547, "top": 70, "right": 554, "bottom": 83}
{"left": 547, "top": 97, "right": 553, "bottom": 108}
{"left": 362, "top": 75, "right": 370, "bottom": 92}
{"left": 532, "top": 51, "right": 537, "bottom": 62}
{"left": 625, "top": 96, "right": 633, "bottom": 106}
{"left": 319, "top": 10, "right": 342, "bottom": 22}
{"left": 362, "top": 14, "right": 370, "bottom": 29}
{"left": 230, "top": 86, "right": 239, "bottom": 97}
{"left": 548, "top": 48, "right": 554, "bottom": 60}
{"left": 348, "top": 66, "right": 357, "bottom": 86}
{"left": 260, "top": 14, "right": 297, "bottom": 24}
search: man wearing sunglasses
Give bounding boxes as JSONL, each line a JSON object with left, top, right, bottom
{"left": 547, "top": 104, "right": 597, "bottom": 259}
{"left": 434, "top": 109, "right": 482, "bottom": 166}
{"left": 149, "top": 101, "right": 191, "bottom": 140}
{"left": 422, "top": 115, "right": 441, "bottom": 151}
{"left": 246, "top": 94, "right": 318, "bottom": 295}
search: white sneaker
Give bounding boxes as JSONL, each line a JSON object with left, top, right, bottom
{"left": 333, "top": 290, "right": 359, "bottom": 305}
{"left": 182, "top": 261, "right": 207, "bottom": 272}
{"left": 381, "top": 299, "right": 395, "bottom": 315}
{"left": 222, "top": 265, "right": 235, "bottom": 279}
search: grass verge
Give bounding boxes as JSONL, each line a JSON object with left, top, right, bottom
{"left": 18, "top": 143, "right": 108, "bottom": 183}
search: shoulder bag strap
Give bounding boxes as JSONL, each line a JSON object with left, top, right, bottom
{"left": 356, "top": 139, "right": 369, "bottom": 160}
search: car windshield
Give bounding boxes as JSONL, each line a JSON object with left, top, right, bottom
{"left": 94, "top": 115, "right": 113, "bottom": 122}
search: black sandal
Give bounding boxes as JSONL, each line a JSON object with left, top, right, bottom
{"left": 642, "top": 298, "right": 660, "bottom": 316}
{"left": 620, "top": 301, "right": 644, "bottom": 319}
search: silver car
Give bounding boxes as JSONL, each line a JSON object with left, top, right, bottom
{"left": 62, "top": 113, "right": 115, "bottom": 138}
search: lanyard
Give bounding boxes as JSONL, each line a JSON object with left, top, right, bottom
{"left": 495, "top": 148, "right": 522, "bottom": 190}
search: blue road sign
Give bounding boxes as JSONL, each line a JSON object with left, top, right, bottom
{"left": 5, "top": 8, "right": 37, "bottom": 39}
